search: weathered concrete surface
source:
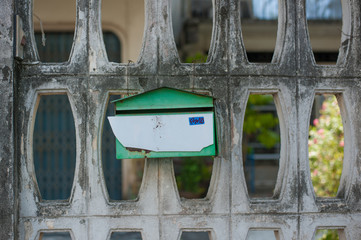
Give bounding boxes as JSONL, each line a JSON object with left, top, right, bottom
{"left": 0, "top": 0, "right": 14, "bottom": 239}
{"left": 7, "top": 0, "right": 361, "bottom": 239}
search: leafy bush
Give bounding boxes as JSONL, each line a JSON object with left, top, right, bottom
{"left": 243, "top": 95, "right": 280, "bottom": 149}
{"left": 309, "top": 95, "right": 344, "bottom": 240}
{"left": 176, "top": 157, "right": 213, "bottom": 198}
{"left": 185, "top": 52, "right": 207, "bottom": 63}
{"left": 309, "top": 95, "right": 343, "bottom": 197}
{"left": 315, "top": 229, "right": 340, "bottom": 240}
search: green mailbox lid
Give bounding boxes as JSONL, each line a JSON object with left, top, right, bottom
{"left": 112, "top": 87, "right": 214, "bottom": 111}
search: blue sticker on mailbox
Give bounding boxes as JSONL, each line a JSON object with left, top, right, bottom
{"left": 189, "top": 117, "right": 205, "bottom": 125}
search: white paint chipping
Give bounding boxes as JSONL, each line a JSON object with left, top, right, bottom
{"left": 108, "top": 113, "right": 214, "bottom": 152}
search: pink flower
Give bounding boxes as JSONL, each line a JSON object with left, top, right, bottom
{"left": 317, "top": 129, "right": 324, "bottom": 135}
{"left": 322, "top": 103, "right": 327, "bottom": 110}
{"left": 313, "top": 170, "right": 318, "bottom": 176}
{"left": 313, "top": 138, "right": 317, "bottom": 144}
{"left": 339, "top": 141, "right": 344, "bottom": 147}
{"left": 313, "top": 119, "right": 319, "bottom": 126}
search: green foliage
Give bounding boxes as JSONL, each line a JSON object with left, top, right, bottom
{"left": 309, "top": 95, "right": 343, "bottom": 240}
{"left": 243, "top": 95, "right": 280, "bottom": 149}
{"left": 315, "top": 229, "right": 340, "bottom": 240}
{"left": 185, "top": 52, "right": 207, "bottom": 63}
{"left": 176, "top": 157, "right": 212, "bottom": 198}
{"left": 309, "top": 95, "right": 343, "bottom": 198}
{"left": 176, "top": 95, "right": 280, "bottom": 198}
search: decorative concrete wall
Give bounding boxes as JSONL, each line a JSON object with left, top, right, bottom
{"left": 1, "top": 0, "right": 361, "bottom": 239}
{"left": 0, "top": 0, "right": 14, "bottom": 239}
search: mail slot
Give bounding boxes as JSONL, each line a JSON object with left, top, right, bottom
{"left": 108, "top": 87, "right": 218, "bottom": 159}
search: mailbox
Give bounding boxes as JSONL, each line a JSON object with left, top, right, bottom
{"left": 108, "top": 87, "right": 218, "bottom": 159}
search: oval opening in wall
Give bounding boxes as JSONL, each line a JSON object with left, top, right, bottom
{"left": 33, "top": 94, "right": 76, "bottom": 201}
{"left": 306, "top": 0, "right": 343, "bottom": 65}
{"left": 313, "top": 228, "right": 345, "bottom": 240}
{"left": 101, "top": 0, "right": 144, "bottom": 63}
{"left": 102, "top": 94, "right": 145, "bottom": 200}
{"left": 309, "top": 94, "right": 344, "bottom": 198}
{"left": 171, "top": 0, "right": 213, "bottom": 63}
{"left": 174, "top": 156, "right": 213, "bottom": 199}
{"left": 38, "top": 231, "right": 73, "bottom": 240}
{"left": 240, "top": 0, "right": 279, "bottom": 63}
{"left": 109, "top": 231, "right": 143, "bottom": 240}
{"left": 243, "top": 94, "right": 281, "bottom": 198}
{"left": 33, "top": 0, "right": 76, "bottom": 62}
{"left": 179, "top": 231, "right": 211, "bottom": 240}
{"left": 246, "top": 229, "right": 282, "bottom": 240}
{"left": 103, "top": 32, "right": 122, "bottom": 63}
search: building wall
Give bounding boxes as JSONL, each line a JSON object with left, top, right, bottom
{"left": 32, "top": 0, "right": 342, "bottom": 61}
{"left": 33, "top": 0, "right": 144, "bottom": 62}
